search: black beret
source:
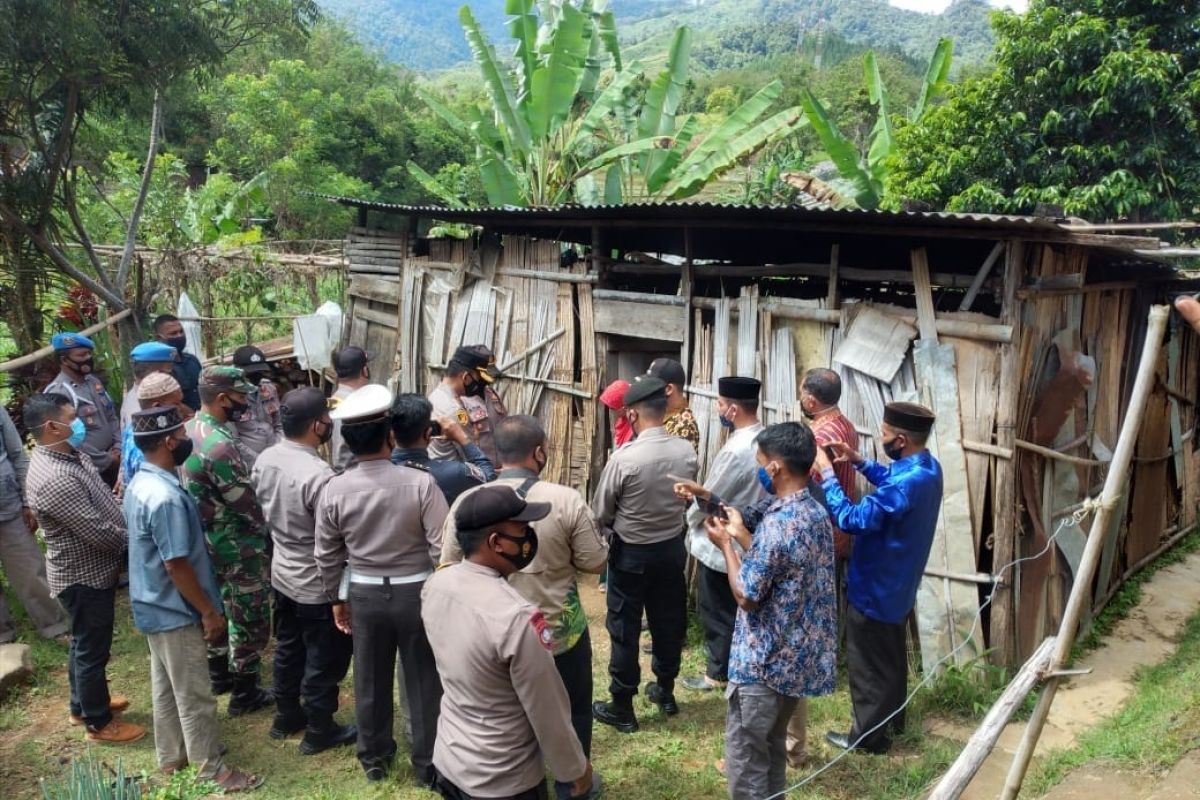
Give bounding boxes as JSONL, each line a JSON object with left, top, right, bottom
{"left": 718, "top": 376, "right": 761, "bottom": 401}
{"left": 884, "top": 401, "right": 935, "bottom": 433}
{"left": 623, "top": 375, "right": 667, "bottom": 406}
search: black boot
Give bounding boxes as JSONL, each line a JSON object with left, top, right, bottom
{"left": 227, "top": 673, "right": 274, "bottom": 717}
{"left": 208, "top": 655, "right": 234, "bottom": 696}
{"left": 299, "top": 718, "right": 358, "bottom": 756}
{"left": 269, "top": 709, "right": 307, "bottom": 740}
{"left": 592, "top": 695, "right": 638, "bottom": 734}
{"left": 646, "top": 681, "right": 679, "bottom": 716}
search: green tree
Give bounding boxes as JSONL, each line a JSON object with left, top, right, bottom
{"left": 886, "top": 2, "right": 1200, "bottom": 220}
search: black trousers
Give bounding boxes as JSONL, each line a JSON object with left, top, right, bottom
{"left": 605, "top": 536, "right": 687, "bottom": 698}
{"left": 697, "top": 563, "right": 737, "bottom": 682}
{"left": 272, "top": 590, "right": 353, "bottom": 725}
{"left": 349, "top": 580, "right": 442, "bottom": 776}
{"left": 845, "top": 604, "right": 908, "bottom": 751}
{"left": 60, "top": 583, "right": 116, "bottom": 732}
{"left": 433, "top": 768, "right": 549, "bottom": 800}
{"left": 554, "top": 626, "right": 593, "bottom": 758}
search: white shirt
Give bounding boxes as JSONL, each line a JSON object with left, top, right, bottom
{"left": 686, "top": 422, "right": 766, "bottom": 572}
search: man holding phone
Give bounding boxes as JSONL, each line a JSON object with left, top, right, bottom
{"left": 679, "top": 376, "right": 766, "bottom": 693}
{"left": 390, "top": 393, "right": 496, "bottom": 505}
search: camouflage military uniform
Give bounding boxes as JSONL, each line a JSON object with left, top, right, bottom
{"left": 664, "top": 407, "right": 700, "bottom": 453}
{"left": 183, "top": 408, "right": 271, "bottom": 675}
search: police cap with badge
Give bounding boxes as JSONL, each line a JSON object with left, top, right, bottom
{"left": 131, "top": 341, "right": 177, "bottom": 363}
{"left": 51, "top": 332, "right": 95, "bottom": 352}
{"left": 232, "top": 345, "right": 272, "bottom": 377}
{"left": 452, "top": 344, "right": 503, "bottom": 384}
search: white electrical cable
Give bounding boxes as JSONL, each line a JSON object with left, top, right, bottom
{"left": 761, "top": 503, "right": 1096, "bottom": 800}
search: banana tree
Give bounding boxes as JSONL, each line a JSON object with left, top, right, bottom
{"left": 408, "top": 0, "right": 807, "bottom": 207}
{"left": 799, "top": 37, "right": 953, "bottom": 209}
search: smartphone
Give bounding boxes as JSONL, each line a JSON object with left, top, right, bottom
{"left": 429, "top": 420, "right": 443, "bottom": 437}
{"left": 700, "top": 496, "right": 729, "bottom": 520}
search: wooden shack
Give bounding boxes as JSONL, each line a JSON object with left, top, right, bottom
{"left": 330, "top": 198, "right": 1198, "bottom": 670}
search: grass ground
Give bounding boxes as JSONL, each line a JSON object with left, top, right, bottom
{"left": 2, "top": 577, "right": 982, "bottom": 800}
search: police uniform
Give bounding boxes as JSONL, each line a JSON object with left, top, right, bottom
{"left": 44, "top": 333, "right": 120, "bottom": 484}
{"left": 315, "top": 384, "right": 447, "bottom": 783}
{"left": 231, "top": 346, "right": 281, "bottom": 465}
{"left": 328, "top": 347, "right": 375, "bottom": 471}
{"left": 182, "top": 366, "right": 273, "bottom": 713}
{"left": 122, "top": 341, "right": 178, "bottom": 428}
{"left": 423, "top": 485, "right": 589, "bottom": 800}
{"left": 591, "top": 377, "right": 698, "bottom": 731}
{"left": 428, "top": 345, "right": 508, "bottom": 465}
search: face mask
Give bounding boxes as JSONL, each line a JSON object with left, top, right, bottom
{"left": 165, "top": 335, "right": 187, "bottom": 353}
{"left": 170, "top": 436, "right": 194, "bottom": 466}
{"left": 226, "top": 398, "right": 249, "bottom": 422}
{"left": 315, "top": 420, "right": 333, "bottom": 445}
{"left": 718, "top": 409, "right": 735, "bottom": 429}
{"left": 66, "top": 417, "right": 87, "bottom": 449}
{"left": 464, "top": 377, "right": 485, "bottom": 398}
{"left": 74, "top": 356, "right": 95, "bottom": 374}
{"left": 613, "top": 416, "right": 634, "bottom": 447}
{"left": 494, "top": 526, "right": 539, "bottom": 571}
{"left": 757, "top": 465, "right": 776, "bottom": 496}
{"left": 883, "top": 438, "right": 905, "bottom": 461}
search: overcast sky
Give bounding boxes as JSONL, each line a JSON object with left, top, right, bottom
{"left": 889, "top": 0, "right": 1029, "bottom": 11}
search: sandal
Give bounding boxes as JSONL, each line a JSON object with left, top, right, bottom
{"left": 212, "top": 766, "right": 265, "bottom": 793}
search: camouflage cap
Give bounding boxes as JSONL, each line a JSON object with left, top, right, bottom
{"left": 199, "top": 365, "right": 255, "bottom": 394}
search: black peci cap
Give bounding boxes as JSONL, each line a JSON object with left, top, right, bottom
{"left": 717, "top": 376, "right": 761, "bottom": 401}
{"left": 883, "top": 401, "right": 936, "bottom": 433}
{"left": 454, "top": 484, "right": 551, "bottom": 531}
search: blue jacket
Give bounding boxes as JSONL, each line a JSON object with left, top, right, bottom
{"left": 390, "top": 445, "right": 495, "bottom": 505}
{"left": 172, "top": 352, "right": 203, "bottom": 412}
{"left": 821, "top": 451, "right": 943, "bottom": 625}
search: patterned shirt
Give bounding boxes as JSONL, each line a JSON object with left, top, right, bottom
{"left": 183, "top": 410, "right": 268, "bottom": 572}
{"left": 44, "top": 370, "right": 120, "bottom": 473}
{"left": 26, "top": 447, "right": 127, "bottom": 596}
{"left": 729, "top": 489, "right": 837, "bottom": 698}
{"left": 808, "top": 408, "right": 860, "bottom": 560}
{"left": 663, "top": 407, "right": 700, "bottom": 453}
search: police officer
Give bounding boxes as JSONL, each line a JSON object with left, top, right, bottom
{"left": 328, "top": 346, "right": 374, "bottom": 470}
{"left": 231, "top": 345, "right": 281, "bottom": 465}
{"left": 316, "top": 384, "right": 446, "bottom": 785}
{"left": 591, "top": 376, "right": 698, "bottom": 733}
{"left": 391, "top": 393, "right": 495, "bottom": 505}
{"left": 182, "top": 366, "right": 273, "bottom": 715}
{"left": 423, "top": 484, "right": 595, "bottom": 800}
{"left": 44, "top": 333, "right": 121, "bottom": 486}
{"left": 428, "top": 344, "right": 508, "bottom": 465}
{"left": 121, "top": 341, "right": 178, "bottom": 428}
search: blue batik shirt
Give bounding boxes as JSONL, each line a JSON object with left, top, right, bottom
{"left": 124, "top": 462, "right": 223, "bottom": 634}
{"left": 821, "top": 450, "right": 944, "bottom": 625}
{"left": 728, "top": 489, "right": 838, "bottom": 698}
{"left": 121, "top": 424, "right": 145, "bottom": 486}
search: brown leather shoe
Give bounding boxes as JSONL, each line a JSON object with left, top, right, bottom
{"left": 69, "top": 697, "right": 132, "bottom": 726}
{"left": 86, "top": 719, "right": 147, "bottom": 744}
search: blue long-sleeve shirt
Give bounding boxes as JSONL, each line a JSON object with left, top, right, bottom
{"left": 391, "top": 444, "right": 495, "bottom": 505}
{"left": 821, "top": 450, "right": 943, "bottom": 625}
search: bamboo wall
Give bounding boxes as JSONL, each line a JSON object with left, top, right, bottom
{"left": 343, "top": 225, "right": 1198, "bottom": 669}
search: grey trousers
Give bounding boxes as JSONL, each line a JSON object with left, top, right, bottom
{"left": 724, "top": 682, "right": 798, "bottom": 800}
{"left": 0, "top": 514, "right": 67, "bottom": 641}
{"left": 148, "top": 624, "right": 225, "bottom": 780}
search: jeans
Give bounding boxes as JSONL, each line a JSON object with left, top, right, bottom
{"left": 59, "top": 583, "right": 117, "bottom": 731}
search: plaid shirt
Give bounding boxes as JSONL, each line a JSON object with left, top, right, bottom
{"left": 26, "top": 447, "right": 127, "bottom": 596}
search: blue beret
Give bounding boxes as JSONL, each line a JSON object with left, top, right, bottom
{"left": 131, "top": 341, "right": 177, "bottom": 363}
{"left": 51, "top": 333, "right": 95, "bottom": 352}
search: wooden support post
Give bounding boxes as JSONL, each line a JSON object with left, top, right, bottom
{"left": 959, "top": 241, "right": 1005, "bottom": 312}
{"left": 927, "top": 637, "right": 1057, "bottom": 800}
{"left": 1000, "top": 304, "right": 1171, "bottom": 800}
{"left": 681, "top": 226, "right": 694, "bottom": 377}
{"left": 826, "top": 243, "right": 840, "bottom": 309}
{"left": 911, "top": 247, "right": 939, "bottom": 342}
{"left": 990, "top": 240, "right": 1021, "bottom": 668}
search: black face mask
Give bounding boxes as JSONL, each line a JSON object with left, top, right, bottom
{"left": 226, "top": 398, "right": 249, "bottom": 422}
{"left": 170, "top": 437, "right": 194, "bottom": 466}
{"left": 494, "top": 526, "right": 539, "bottom": 571}
{"left": 72, "top": 356, "right": 94, "bottom": 374}
{"left": 165, "top": 335, "right": 187, "bottom": 353}
{"left": 883, "top": 438, "right": 905, "bottom": 461}
{"left": 463, "top": 377, "right": 486, "bottom": 398}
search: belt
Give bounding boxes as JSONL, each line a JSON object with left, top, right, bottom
{"left": 349, "top": 570, "right": 432, "bottom": 586}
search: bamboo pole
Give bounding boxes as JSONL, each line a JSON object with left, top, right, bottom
{"left": 999, "top": 303, "right": 1171, "bottom": 800}
{"left": 0, "top": 308, "right": 134, "bottom": 372}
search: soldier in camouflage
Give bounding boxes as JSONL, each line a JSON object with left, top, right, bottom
{"left": 183, "top": 366, "right": 274, "bottom": 717}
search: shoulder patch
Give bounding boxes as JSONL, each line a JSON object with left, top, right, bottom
{"left": 529, "top": 610, "right": 554, "bottom": 651}
{"left": 456, "top": 408, "right": 470, "bottom": 425}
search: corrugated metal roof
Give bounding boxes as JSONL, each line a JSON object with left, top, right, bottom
{"left": 321, "top": 195, "right": 1068, "bottom": 233}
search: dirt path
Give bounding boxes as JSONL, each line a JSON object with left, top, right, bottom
{"left": 929, "top": 549, "right": 1200, "bottom": 799}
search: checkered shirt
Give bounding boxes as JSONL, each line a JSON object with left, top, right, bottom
{"left": 26, "top": 447, "right": 127, "bottom": 596}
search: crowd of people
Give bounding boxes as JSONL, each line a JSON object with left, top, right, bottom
{"left": 0, "top": 326, "right": 947, "bottom": 800}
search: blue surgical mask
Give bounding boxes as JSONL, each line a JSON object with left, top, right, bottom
{"left": 718, "top": 414, "right": 735, "bottom": 429}
{"left": 67, "top": 417, "right": 87, "bottom": 449}
{"left": 756, "top": 465, "right": 775, "bottom": 495}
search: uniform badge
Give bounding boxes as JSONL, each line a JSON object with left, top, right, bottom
{"left": 456, "top": 408, "right": 470, "bottom": 425}
{"left": 529, "top": 610, "right": 554, "bottom": 651}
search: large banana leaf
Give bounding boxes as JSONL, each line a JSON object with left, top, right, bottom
{"left": 910, "top": 37, "right": 953, "bottom": 123}
{"left": 603, "top": 163, "right": 623, "bottom": 204}
{"left": 799, "top": 89, "right": 880, "bottom": 208}
{"left": 864, "top": 50, "right": 894, "bottom": 183}
{"left": 464, "top": 104, "right": 507, "bottom": 158}
{"left": 406, "top": 162, "right": 467, "bottom": 208}
{"left": 665, "top": 107, "right": 806, "bottom": 200}
{"left": 460, "top": 5, "right": 531, "bottom": 158}
{"left": 637, "top": 26, "right": 690, "bottom": 178}
{"left": 578, "top": 7, "right": 604, "bottom": 103}
{"left": 506, "top": 0, "right": 538, "bottom": 104}
{"left": 573, "top": 135, "right": 674, "bottom": 179}
{"left": 645, "top": 115, "right": 698, "bottom": 195}
{"left": 670, "top": 80, "right": 782, "bottom": 181}
{"left": 527, "top": 1, "right": 588, "bottom": 141}
{"left": 478, "top": 149, "right": 525, "bottom": 206}
{"left": 595, "top": 8, "right": 621, "bottom": 72}
{"left": 569, "top": 62, "right": 644, "bottom": 150}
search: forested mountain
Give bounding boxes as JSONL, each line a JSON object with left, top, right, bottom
{"left": 317, "top": 0, "right": 999, "bottom": 71}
